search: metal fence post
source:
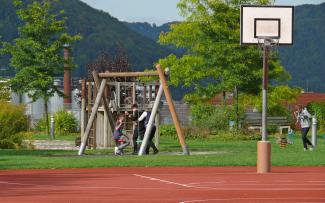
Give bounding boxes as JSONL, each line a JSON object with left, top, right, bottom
{"left": 312, "top": 115, "right": 317, "bottom": 148}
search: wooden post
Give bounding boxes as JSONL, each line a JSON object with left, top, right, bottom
{"left": 132, "top": 82, "right": 136, "bottom": 104}
{"left": 92, "top": 71, "right": 115, "bottom": 131}
{"left": 149, "top": 85, "right": 152, "bottom": 101}
{"left": 93, "top": 82, "right": 97, "bottom": 149}
{"left": 155, "top": 112, "right": 160, "bottom": 148}
{"left": 80, "top": 80, "right": 86, "bottom": 140}
{"left": 78, "top": 79, "right": 107, "bottom": 155}
{"left": 143, "top": 83, "right": 146, "bottom": 107}
{"left": 156, "top": 64, "right": 189, "bottom": 155}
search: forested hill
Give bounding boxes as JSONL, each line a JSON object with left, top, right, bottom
{"left": 126, "top": 3, "right": 325, "bottom": 93}
{"left": 0, "top": 0, "right": 172, "bottom": 76}
{"left": 279, "top": 3, "right": 325, "bottom": 92}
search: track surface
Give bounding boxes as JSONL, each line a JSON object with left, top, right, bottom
{"left": 1, "top": 167, "right": 325, "bottom": 203}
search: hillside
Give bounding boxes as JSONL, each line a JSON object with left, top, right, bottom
{"left": 0, "top": 0, "right": 172, "bottom": 77}
{"left": 279, "top": 3, "right": 325, "bottom": 92}
{"left": 126, "top": 3, "right": 325, "bottom": 93}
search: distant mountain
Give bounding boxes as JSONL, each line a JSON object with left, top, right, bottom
{"left": 1, "top": 0, "right": 324, "bottom": 99}
{"left": 124, "top": 22, "right": 173, "bottom": 41}
{"left": 126, "top": 4, "right": 325, "bottom": 93}
{"left": 0, "top": 0, "right": 172, "bottom": 77}
{"left": 279, "top": 3, "right": 325, "bottom": 92}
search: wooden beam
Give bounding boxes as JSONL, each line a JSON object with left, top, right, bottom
{"left": 156, "top": 64, "right": 190, "bottom": 155}
{"left": 99, "top": 71, "right": 159, "bottom": 78}
{"left": 92, "top": 71, "right": 115, "bottom": 132}
{"left": 78, "top": 78, "right": 107, "bottom": 155}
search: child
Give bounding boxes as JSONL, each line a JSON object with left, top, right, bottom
{"left": 113, "top": 114, "right": 130, "bottom": 155}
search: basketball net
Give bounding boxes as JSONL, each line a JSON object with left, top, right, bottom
{"left": 257, "top": 37, "right": 279, "bottom": 59}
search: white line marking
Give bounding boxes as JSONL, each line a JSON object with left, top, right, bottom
{"left": 180, "top": 197, "right": 325, "bottom": 203}
{"left": 133, "top": 174, "right": 210, "bottom": 189}
{"left": 0, "top": 181, "right": 38, "bottom": 186}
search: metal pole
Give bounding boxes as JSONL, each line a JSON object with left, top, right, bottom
{"left": 257, "top": 40, "right": 271, "bottom": 173}
{"left": 138, "top": 85, "right": 164, "bottom": 156}
{"left": 50, "top": 115, "right": 55, "bottom": 139}
{"left": 262, "top": 45, "right": 269, "bottom": 141}
{"left": 312, "top": 115, "right": 317, "bottom": 147}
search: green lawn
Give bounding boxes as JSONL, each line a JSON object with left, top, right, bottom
{"left": 0, "top": 135, "right": 324, "bottom": 170}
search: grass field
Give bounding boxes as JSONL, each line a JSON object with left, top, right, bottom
{"left": 0, "top": 135, "right": 324, "bottom": 170}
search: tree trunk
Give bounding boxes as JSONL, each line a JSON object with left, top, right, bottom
{"left": 44, "top": 100, "right": 50, "bottom": 139}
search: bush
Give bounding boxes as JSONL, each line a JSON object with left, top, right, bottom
{"left": 36, "top": 110, "right": 78, "bottom": 136}
{"left": 0, "top": 102, "right": 27, "bottom": 148}
{"left": 191, "top": 104, "right": 233, "bottom": 135}
{"left": 307, "top": 102, "right": 325, "bottom": 130}
{"left": 54, "top": 110, "right": 78, "bottom": 135}
{"left": 159, "top": 125, "right": 177, "bottom": 138}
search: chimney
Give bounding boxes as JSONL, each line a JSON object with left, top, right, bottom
{"left": 63, "top": 44, "right": 71, "bottom": 108}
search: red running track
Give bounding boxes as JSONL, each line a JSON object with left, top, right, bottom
{"left": 1, "top": 167, "right": 325, "bottom": 203}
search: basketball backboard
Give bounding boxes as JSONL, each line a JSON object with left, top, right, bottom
{"left": 240, "top": 5, "right": 294, "bottom": 45}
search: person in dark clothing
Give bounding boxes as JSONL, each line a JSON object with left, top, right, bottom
{"left": 139, "top": 110, "right": 159, "bottom": 155}
{"left": 128, "top": 104, "right": 146, "bottom": 155}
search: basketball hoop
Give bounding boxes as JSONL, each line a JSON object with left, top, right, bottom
{"left": 240, "top": 5, "right": 294, "bottom": 173}
{"left": 257, "top": 37, "right": 280, "bottom": 59}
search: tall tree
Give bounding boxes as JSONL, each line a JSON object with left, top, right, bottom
{"left": 158, "top": 0, "right": 290, "bottom": 103}
{"left": 0, "top": 79, "right": 10, "bottom": 101}
{"left": 0, "top": 0, "right": 81, "bottom": 137}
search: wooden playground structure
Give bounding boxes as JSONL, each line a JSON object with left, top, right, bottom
{"left": 78, "top": 64, "right": 189, "bottom": 156}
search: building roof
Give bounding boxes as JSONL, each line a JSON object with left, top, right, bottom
{"left": 295, "top": 92, "right": 325, "bottom": 106}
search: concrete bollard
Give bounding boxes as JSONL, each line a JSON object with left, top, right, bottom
{"left": 312, "top": 116, "right": 317, "bottom": 148}
{"left": 50, "top": 115, "right": 55, "bottom": 140}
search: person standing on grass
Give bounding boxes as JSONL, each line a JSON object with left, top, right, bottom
{"left": 113, "top": 114, "right": 130, "bottom": 155}
{"left": 294, "top": 105, "right": 314, "bottom": 151}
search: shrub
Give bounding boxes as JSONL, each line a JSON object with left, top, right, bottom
{"left": 0, "top": 102, "right": 27, "bottom": 148}
{"left": 159, "top": 125, "right": 177, "bottom": 138}
{"left": 307, "top": 102, "right": 325, "bottom": 130}
{"left": 54, "top": 110, "right": 78, "bottom": 135}
{"left": 191, "top": 104, "right": 233, "bottom": 134}
{"left": 36, "top": 110, "right": 78, "bottom": 136}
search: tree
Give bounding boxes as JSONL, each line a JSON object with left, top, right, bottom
{"left": 0, "top": 79, "right": 11, "bottom": 101}
{"left": 158, "top": 0, "right": 290, "bottom": 103}
{"left": 0, "top": 0, "right": 81, "bottom": 137}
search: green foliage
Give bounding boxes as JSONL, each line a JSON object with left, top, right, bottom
{"left": 191, "top": 104, "right": 235, "bottom": 135}
{"left": 54, "top": 110, "right": 78, "bottom": 135}
{"left": 0, "top": 79, "right": 11, "bottom": 101}
{"left": 158, "top": 0, "right": 290, "bottom": 103}
{"left": 159, "top": 125, "right": 177, "bottom": 138}
{"left": 0, "top": 0, "right": 80, "bottom": 135}
{"left": 239, "top": 85, "right": 300, "bottom": 116}
{"left": 36, "top": 110, "right": 78, "bottom": 135}
{"left": 0, "top": 101, "right": 27, "bottom": 148}
{"left": 1, "top": 0, "right": 81, "bottom": 101}
{"left": 307, "top": 102, "right": 325, "bottom": 130}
